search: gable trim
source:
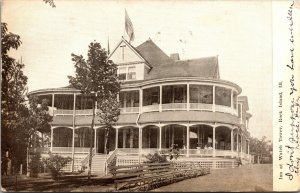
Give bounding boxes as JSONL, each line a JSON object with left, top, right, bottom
{"left": 108, "top": 37, "right": 152, "bottom": 69}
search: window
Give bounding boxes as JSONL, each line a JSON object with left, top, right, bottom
{"left": 233, "top": 91, "right": 237, "bottom": 109}
{"left": 118, "top": 67, "right": 126, "bottom": 80}
{"left": 119, "top": 91, "right": 139, "bottom": 108}
{"left": 128, "top": 66, "right": 136, "bottom": 80}
{"left": 143, "top": 87, "right": 160, "bottom": 106}
{"left": 215, "top": 86, "right": 231, "bottom": 107}
{"left": 189, "top": 85, "right": 213, "bottom": 104}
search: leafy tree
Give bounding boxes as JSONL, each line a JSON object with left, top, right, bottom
{"left": 249, "top": 136, "right": 272, "bottom": 163}
{"left": 43, "top": 0, "right": 56, "bottom": 8}
{"left": 1, "top": 22, "right": 29, "bottom": 173}
{"left": 68, "top": 41, "right": 120, "bottom": 180}
{"left": 28, "top": 96, "right": 52, "bottom": 148}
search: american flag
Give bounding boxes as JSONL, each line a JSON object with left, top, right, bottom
{"left": 125, "top": 9, "right": 135, "bottom": 42}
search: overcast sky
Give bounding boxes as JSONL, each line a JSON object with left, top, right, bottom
{"left": 2, "top": 0, "right": 273, "bottom": 140}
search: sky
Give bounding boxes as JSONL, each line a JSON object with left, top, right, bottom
{"left": 2, "top": 0, "right": 273, "bottom": 140}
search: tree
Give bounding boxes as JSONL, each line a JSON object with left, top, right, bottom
{"left": 249, "top": 136, "right": 272, "bottom": 163}
{"left": 43, "top": 0, "right": 56, "bottom": 8}
{"left": 1, "top": 22, "right": 30, "bottom": 173}
{"left": 68, "top": 41, "right": 120, "bottom": 180}
{"left": 28, "top": 96, "right": 52, "bottom": 149}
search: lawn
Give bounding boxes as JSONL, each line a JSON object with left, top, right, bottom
{"left": 1, "top": 164, "right": 272, "bottom": 192}
{"left": 152, "top": 164, "right": 273, "bottom": 192}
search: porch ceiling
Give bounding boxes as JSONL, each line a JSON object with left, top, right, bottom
{"left": 139, "top": 111, "right": 239, "bottom": 125}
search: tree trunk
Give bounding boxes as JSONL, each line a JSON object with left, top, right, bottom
{"left": 42, "top": 132, "right": 44, "bottom": 147}
{"left": 88, "top": 97, "right": 95, "bottom": 181}
{"left": 104, "top": 128, "right": 110, "bottom": 155}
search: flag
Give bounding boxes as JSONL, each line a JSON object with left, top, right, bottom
{"left": 125, "top": 9, "right": 135, "bottom": 42}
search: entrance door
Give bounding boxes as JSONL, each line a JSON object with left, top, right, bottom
{"left": 97, "top": 129, "right": 105, "bottom": 154}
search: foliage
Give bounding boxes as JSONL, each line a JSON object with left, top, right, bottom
{"left": 43, "top": 0, "right": 56, "bottom": 8}
{"left": 168, "top": 144, "right": 180, "bottom": 160}
{"left": 249, "top": 136, "right": 272, "bottom": 163}
{"left": 68, "top": 41, "right": 120, "bottom": 178}
{"left": 1, "top": 22, "right": 30, "bottom": 171}
{"left": 43, "top": 154, "right": 72, "bottom": 180}
{"left": 144, "top": 152, "right": 168, "bottom": 163}
{"left": 28, "top": 96, "right": 52, "bottom": 148}
{"left": 28, "top": 152, "right": 42, "bottom": 177}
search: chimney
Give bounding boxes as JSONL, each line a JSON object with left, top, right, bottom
{"left": 170, "top": 53, "right": 180, "bottom": 61}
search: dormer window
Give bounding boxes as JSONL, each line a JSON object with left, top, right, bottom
{"left": 118, "top": 67, "right": 127, "bottom": 80}
{"left": 118, "top": 66, "right": 137, "bottom": 81}
{"left": 128, "top": 66, "right": 136, "bottom": 80}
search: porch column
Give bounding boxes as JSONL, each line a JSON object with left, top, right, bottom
{"left": 138, "top": 126, "right": 142, "bottom": 164}
{"left": 213, "top": 85, "right": 216, "bottom": 112}
{"left": 159, "top": 85, "right": 162, "bottom": 112}
{"left": 159, "top": 124, "right": 162, "bottom": 151}
{"left": 71, "top": 93, "right": 76, "bottom": 172}
{"left": 52, "top": 93, "right": 55, "bottom": 116}
{"left": 139, "top": 126, "right": 142, "bottom": 150}
{"left": 71, "top": 128, "right": 75, "bottom": 172}
{"left": 50, "top": 127, "right": 54, "bottom": 152}
{"left": 240, "top": 134, "right": 243, "bottom": 156}
{"left": 213, "top": 126, "right": 216, "bottom": 157}
{"left": 231, "top": 89, "right": 233, "bottom": 115}
{"left": 115, "top": 128, "right": 119, "bottom": 149}
{"left": 187, "top": 123, "right": 190, "bottom": 157}
{"left": 123, "top": 129, "right": 126, "bottom": 148}
{"left": 236, "top": 132, "right": 239, "bottom": 152}
{"left": 139, "top": 89, "right": 143, "bottom": 113}
{"left": 129, "top": 128, "right": 134, "bottom": 148}
{"left": 231, "top": 128, "right": 233, "bottom": 158}
{"left": 187, "top": 83, "right": 190, "bottom": 111}
{"left": 247, "top": 140, "right": 250, "bottom": 154}
{"left": 94, "top": 128, "right": 97, "bottom": 153}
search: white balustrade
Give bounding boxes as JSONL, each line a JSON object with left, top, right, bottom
{"left": 189, "top": 103, "right": 213, "bottom": 111}
{"left": 53, "top": 109, "right": 74, "bottom": 115}
{"left": 162, "top": 103, "right": 187, "bottom": 110}
{"left": 215, "top": 105, "right": 233, "bottom": 114}
{"left": 142, "top": 104, "right": 159, "bottom": 112}
{"left": 120, "top": 107, "right": 139, "bottom": 114}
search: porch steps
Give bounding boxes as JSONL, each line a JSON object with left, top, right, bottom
{"left": 91, "top": 154, "right": 107, "bottom": 174}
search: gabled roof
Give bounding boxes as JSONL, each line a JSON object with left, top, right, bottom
{"left": 134, "top": 39, "right": 220, "bottom": 80}
{"left": 108, "top": 37, "right": 152, "bottom": 68}
{"left": 144, "top": 56, "right": 220, "bottom": 80}
{"left": 135, "top": 39, "right": 174, "bottom": 66}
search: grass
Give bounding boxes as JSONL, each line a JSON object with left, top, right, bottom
{"left": 152, "top": 164, "right": 273, "bottom": 192}
{"left": 1, "top": 164, "right": 272, "bottom": 192}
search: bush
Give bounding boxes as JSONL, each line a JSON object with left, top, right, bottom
{"left": 28, "top": 152, "right": 42, "bottom": 177}
{"left": 43, "top": 153, "right": 72, "bottom": 180}
{"left": 144, "top": 152, "right": 168, "bottom": 163}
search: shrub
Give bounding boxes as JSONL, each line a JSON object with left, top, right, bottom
{"left": 144, "top": 152, "right": 168, "bottom": 163}
{"left": 28, "top": 152, "right": 42, "bottom": 177}
{"left": 43, "top": 153, "right": 72, "bottom": 180}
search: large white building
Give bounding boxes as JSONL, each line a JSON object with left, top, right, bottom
{"left": 29, "top": 37, "right": 252, "bottom": 173}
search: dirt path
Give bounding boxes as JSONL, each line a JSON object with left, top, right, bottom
{"left": 152, "top": 164, "right": 272, "bottom": 192}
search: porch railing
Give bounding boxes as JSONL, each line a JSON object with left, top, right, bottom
{"left": 142, "top": 104, "right": 159, "bottom": 113}
{"left": 51, "top": 147, "right": 91, "bottom": 153}
{"left": 189, "top": 103, "right": 213, "bottom": 111}
{"left": 105, "top": 149, "right": 118, "bottom": 174}
{"left": 120, "top": 107, "right": 139, "bottom": 113}
{"left": 215, "top": 105, "right": 233, "bottom": 114}
{"left": 53, "top": 109, "right": 74, "bottom": 115}
{"left": 81, "top": 148, "right": 95, "bottom": 170}
{"left": 162, "top": 103, "right": 187, "bottom": 110}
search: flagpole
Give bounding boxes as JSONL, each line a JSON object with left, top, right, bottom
{"left": 123, "top": 8, "right": 126, "bottom": 40}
